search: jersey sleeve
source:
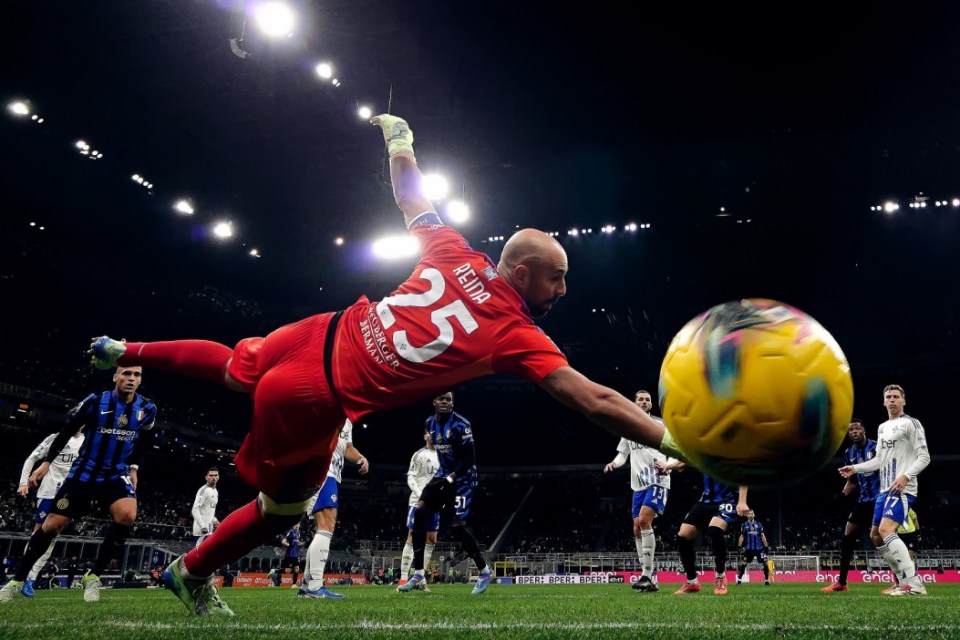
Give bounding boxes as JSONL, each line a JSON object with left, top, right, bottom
{"left": 344, "top": 419, "right": 354, "bottom": 445}
{"left": 492, "top": 324, "right": 569, "bottom": 383}
{"left": 408, "top": 215, "right": 472, "bottom": 259}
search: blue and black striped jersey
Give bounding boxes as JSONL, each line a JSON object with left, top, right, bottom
{"left": 63, "top": 390, "right": 157, "bottom": 483}
{"left": 845, "top": 439, "right": 880, "bottom": 502}
{"left": 741, "top": 520, "right": 766, "bottom": 551}
{"left": 426, "top": 411, "right": 477, "bottom": 482}
{"left": 699, "top": 473, "right": 736, "bottom": 505}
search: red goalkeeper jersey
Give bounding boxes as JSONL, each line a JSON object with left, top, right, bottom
{"left": 333, "top": 214, "right": 568, "bottom": 422}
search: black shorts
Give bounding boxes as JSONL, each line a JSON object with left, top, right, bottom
{"left": 742, "top": 549, "right": 768, "bottom": 564}
{"left": 49, "top": 476, "right": 137, "bottom": 520}
{"left": 683, "top": 502, "right": 735, "bottom": 530}
{"left": 900, "top": 531, "right": 920, "bottom": 550}
{"left": 281, "top": 556, "right": 300, "bottom": 569}
{"left": 846, "top": 501, "right": 874, "bottom": 529}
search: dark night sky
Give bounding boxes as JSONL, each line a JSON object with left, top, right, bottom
{"left": 2, "top": 1, "right": 960, "bottom": 464}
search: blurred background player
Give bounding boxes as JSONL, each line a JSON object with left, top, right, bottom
{"left": 736, "top": 510, "right": 770, "bottom": 585}
{"left": 273, "top": 523, "right": 301, "bottom": 588}
{"left": 192, "top": 467, "right": 220, "bottom": 547}
{"left": 822, "top": 419, "right": 878, "bottom": 593}
{"left": 88, "top": 114, "right": 677, "bottom": 616}
{"left": 299, "top": 419, "right": 369, "bottom": 599}
{"left": 0, "top": 366, "right": 156, "bottom": 604}
{"left": 603, "top": 389, "right": 676, "bottom": 592}
{"left": 673, "top": 473, "right": 749, "bottom": 595}
{"left": 16, "top": 424, "right": 84, "bottom": 597}
{"left": 399, "top": 427, "right": 440, "bottom": 590}
{"left": 399, "top": 392, "right": 492, "bottom": 595}
{"left": 839, "top": 384, "right": 930, "bottom": 596}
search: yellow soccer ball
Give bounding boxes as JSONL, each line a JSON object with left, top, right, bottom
{"left": 659, "top": 299, "right": 853, "bottom": 488}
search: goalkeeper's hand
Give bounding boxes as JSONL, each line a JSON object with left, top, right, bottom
{"left": 371, "top": 114, "right": 414, "bottom": 158}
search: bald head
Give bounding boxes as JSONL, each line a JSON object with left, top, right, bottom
{"left": 498, "top": 228, "right": 568, "bottom": 318}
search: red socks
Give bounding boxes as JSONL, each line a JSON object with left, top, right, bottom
{"left": 183, "top": 500, "right": 270, "bottom": 577}
{"left": 120, "top": 340, "right": 233, "bottom": 386}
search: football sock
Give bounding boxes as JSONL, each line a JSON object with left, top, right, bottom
{"left": 452, "top": 525, "right": 487, "bottom": 573}
{"left": 306, "top": 530, "right": 332, "bottom": 590}
{"left": 93, "top": 523, "right": 132, "bottom": 576}
{"left": 14, "top": 528, "right": 57, "bottom": 582}
{"left": 424, "top": 543, "right": 436, "bottom": 575}
{"left": 883, "top": 533, "right": 916, "bottom": 581}
{"left": 707, "top": 526, "right": 727, "bottom": 574}
{"left": 400, "top": 541, "right": 414, "bottom": 580}
{"left": 26, "top": 539, "right": 56, "bottom": 582}
{"left": 120, "top": 340, "right": 233, "bottom": 386}
{"left": 839, "top": 534, "right": 857, "bottom": 585}
{"left": 677, "top": 535, "right": 698, "bottom": 581}
{"left": 640, "top": 529, "right": 656, "bottom": 577}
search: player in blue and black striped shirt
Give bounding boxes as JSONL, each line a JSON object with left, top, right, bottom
{"left": 736, "top": 510, "right": 770, "bottom": 585}
{"left": 822, "top": 419, "right": 879, "bottom": 593}
{"left": 1, "top": 367, "right": 156, "bottom": 604}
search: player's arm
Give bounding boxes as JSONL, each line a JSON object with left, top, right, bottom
{"left": 445, "top": 428, "right": 476, "bottom": 482}
{"left": 34, "top": 394, "right": 96, "bottom": 484}
{"left": 128, "top": 467, "right": 138, "bottom": 491}
{"left": 761, "top": 532, "right": 770, "bottom": 547}
{"left": 539, "top": 366, "right": 682, "bottom": 458}
{"left": 736, "top": 486, "right": 750, "bottom": 515}
{"left": 19, "top": 434, "right": 55, "bottom": 495}
{"left": 345, "top": 443, "right": 369, "bottom": 474}
{"left": 407, "top": 452, "right": 422, "bottom": 493}
{"left": 738, "top": 533, "right": 745, "bottom": 548}
{"left": 898, "top": 421, "right": 931, "bottom": 486}
{"left": 191, "top": 487, "right": 207, "bottom": 530}
{"left": 845, "top": 454, "right": 881, "bottom": 475}
{"left": 371, "top": 115, "right": 432, "bottom": 228}
{"left": 604, "top": 439, "right": 629, "bottom": 473}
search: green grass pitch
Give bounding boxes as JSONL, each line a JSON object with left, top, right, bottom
{"left": 1, "top": 583, "right": 958, "bottom": 640}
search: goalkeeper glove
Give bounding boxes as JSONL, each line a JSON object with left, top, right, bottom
{"left": 371, "top": 114, "right": 414, "bottom": 158}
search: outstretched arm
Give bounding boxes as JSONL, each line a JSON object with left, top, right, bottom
{"left": 539, "top": 366, "right": 682, "bottom": 458}
{"left": 371, "top": 115, "right": 435, "bottom": 227}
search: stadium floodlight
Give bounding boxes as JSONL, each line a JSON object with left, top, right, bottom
{"left": 445, "top": 200, "right": 470, "bottom": 224}
{"left": 212, "top": 221, "right": 234, "bottom": 239}
{"left": 625, "top": 223, "right": 637, "bottom": 231}
{"left": 332, "top": 78, "right": 341, "bottom": 87}
{"left": 953, "top": 198, "right": 960, "bottom": 207}
{"left": 883, "top": 201, "right": 899, "bottom": 214}
{"left": 567, "top": 229, "right": 579, "bottom": 236}
{"left": 421, "top": 173, "right": 450, "bottom": 202}
{"left": 7, "top": 101, "right": 29, "bottom": 117}
{"left": 30, "top": 222, "right": 36, "bottom": 227}
{"left": 76, "top": 140, "right": 90, "bottom": 150}
{"left": 372, "top": 235, "right": 419, "bottom": 260}
{"left": 31, "top": 114, "right": 37, "bottom": 120}
{"left": 252, "top": 1, "right": 296, "bottom": 38}
{"left": 249, "top": 248, "right": 261, "bottom": 257}
{"left": 174, "top": 199, "right": 195, "bottom": 215}
{"left": 334, "top": 237, "right": 344, "bottom": 246}
{"left": 357, "top": 105, "right": 372, "bottom": 120}
{"left": 36, "top": 118, "right": 44, "bottom": 123}
{"left": 315, "top": 62, "right": 334, "bottom": 80}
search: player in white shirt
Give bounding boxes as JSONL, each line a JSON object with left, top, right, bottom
{"left": 840, "top": 384, "right": 931, "bottom": 596}
{"left": 399, "top": 428, "right": 440, "bottom": 590}
{"left": 603, "top": 390, "right": 677, "bottom": 592}
{"left": 16, "top": 427, "right": 85, "bottom": 597}
{"left": 192, "top": 467, "right": 220, "bottom": 547}
{"left": 299, "top": 419, "right": 368, "bottom": 599}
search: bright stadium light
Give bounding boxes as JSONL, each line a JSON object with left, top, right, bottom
{"left": 334, "top": 236, "right": 344, "bottom": 246}
{"left": 7, "top": 101, "right": 29, "bottom": 117}
{"left": 76, "top": 140, "right": 90, "bottom": 151}
{"left": 174, "top": 199, "right": 195, "bottom": 215}
{"left": 421, "top": 173, "right": 450, "bottom": 202}
{"left": 315, "top": 62, "right": 333, "bottom": 80}
{"left": 252, "top": 1, "right": 296, "bottom": 38}
{"left": 212, "top": 221, "right": 234, "bottom": 239}
{"left": 445, "top": 200, "right": 470, "bottom": 224}
{"left": 357, "top": 105, "right": 372, "bottom": 120}
{"left": 249, "top": 248, "right": 261, "bottom": 257}
{"left": 372, "top": 235, "right": 419, "bottom": 260}
{"left": 883, "top": 201, "right": 899, "bottom": 214}
{"left": 953, "top": 198, "right": 960, "bottom": 207}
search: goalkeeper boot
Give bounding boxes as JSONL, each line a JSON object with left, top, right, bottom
{"left": 0, "top": 580, "right": 23, "bottom": 603}
{"left": 162, "top": 555, "right": 234, "bottom": 617}
{"left": 371, "top": 114, "right": 414, "bottom": 157}
{"left": 821, "top": 582, "right": 848, "bottom": 593}
{"left": 81, "top": 571, "right": 101, "bottom": 602}
{"left": 89, "top": 336, "right": 126, "bottom": 370}
{"left": 20, "top": 579, "right": 35, "bottom": 598}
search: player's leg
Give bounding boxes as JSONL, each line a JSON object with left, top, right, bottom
{"left": 630, "top": 490, "right": 645, "bottom": 583}
{"left": 635, "top": 491, "right": 663, "bottom": 592}
{"left": 399, "top": 512, "right": 416, "bottom": 585}
{"left": 23, "top": 500, "right": 56, "bottom": 597}
{"left": 443, "top": 484, "right": 490, "bottom": 595}
{"left": 674, "top": 521, "right": 701, "bottom": 594}
{"left": 92, "top": 337, "right": 238, "bottom": 387}
{"left": 877, "top": 495, "right": 923, "bottom": 595}
{"left": 1, "top": 507, "right": 74, "bottom": 602}
{"left": 301, "top": 489, "right": 344, "bottom": 599}
{"left": 707, "top": 512, "right": 733, "bottom": 595}
{"left": 82, "top": 493, "right": 137, "bottom": 602}
{"left": 737, "top": 551, "right": 748, "bottom": 584}
{"left": 424, "top": 527, "right": 439, "bottom": 588}
{"left": 400, "top": 490, "right": 443, "bottom": 592}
